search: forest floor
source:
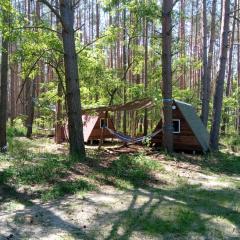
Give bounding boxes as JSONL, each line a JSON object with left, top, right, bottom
{"left": 0, "top": 137, "right": 240, "bottom": 240}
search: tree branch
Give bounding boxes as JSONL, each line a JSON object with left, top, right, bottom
{"left": 16, "top": 51, "right": 47, "bottom": 103}
{"left": 76, "top": 35, "right": 106, "bottom": 54}
{"left": 38, "top": 0, "right": 66, "bottom": 29}
{"left": 13, "top": 26, "right": 61, "bottom": 35}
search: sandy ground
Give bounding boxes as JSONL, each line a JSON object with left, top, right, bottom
{"left": 0, "top": 186, "right": 163, "bottom": 240}
{"left": 1, "top": 161, "right": 240, "bottom": 240}
{"left": 0, "top": 142, "right": 239, "bottom": 240}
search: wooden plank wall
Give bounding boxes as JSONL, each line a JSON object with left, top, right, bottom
{"left": 152, "top": 107, "right": 203, "bottom": 151}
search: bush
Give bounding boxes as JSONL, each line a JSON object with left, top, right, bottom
{"left": 7, "top": 118, "right": 26, "bottom": 138}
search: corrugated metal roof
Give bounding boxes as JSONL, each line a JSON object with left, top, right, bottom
{"left": 175, "top": 100, "right": 210, "bottom": 152}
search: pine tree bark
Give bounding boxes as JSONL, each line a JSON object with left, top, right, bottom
{"left": 60, "top": 0, "right": 85, "bottom": 157}
{"left": 122, "top": 8, "right": 127, "bottom": 135}
{"left": 26, "top": 78, "right": 36, "bottom": 138}
{"left": 226, "top": 0, "right": 237, "bottom": 97}
{"left": 201, "top": 0, "right": 217, "bottom": 126}
{"left": 222, "top": 0, "right": 237, "bottom": 134}
{"left": 179, "top": 0, "right": 186, "bottom": 89}
{"left": 39, "top": 0, "right": 86, "bottom": 157}
{"left": 143, "top": 15, "right": 148, "bottom": 136}
{"left": 238, "top": 0, "right": 240, "bottom": 134}
{"left": 0, "top": 9, "right": 9, "bottom": 152}
{"left": 55, "top": 0, "right": 64, "bottom": 144}
{"left": 200, "top": 0, "right": 208, "bottom": 126}
{"left": 210, "top": 0, "right": 231, "bottom": 150}
{"left": 162, "top": 0, "right": 173, "bottom": 152}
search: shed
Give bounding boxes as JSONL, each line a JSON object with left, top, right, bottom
{"left": 58, "top": 99, "right": 153, "bottom": 144}
{"left": 151, "top": 100, "right": 210, "bottom": 152}
{"left": 62, "top": 113, "right": 115, "bottom": 143}
{"left": 82, "top": 113, "right": 115, "bottom": 142}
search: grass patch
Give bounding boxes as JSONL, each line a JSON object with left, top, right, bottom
{"left": 111, "top": 154, "right": 157, "bottom": 182}
{"left": 1, "top": 137, "right": 240, "bottom": 238}
{"left": 94, "top": 153, "right": 165, "bottom": 189}
{"left": 222, "top": 134, "right": 240, "bottom": 152}
{"left": 2, "top": 153, "right": 70, "bottom": 185}
{"left": 0, "top": 138, "right": 96, "bottom": 201}
{"left": 41, "top": 179, "right": 96, "bottom": 201}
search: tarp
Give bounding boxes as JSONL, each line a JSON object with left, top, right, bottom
{"left": 82, "top": 98, "right": 154, "bottom": 114}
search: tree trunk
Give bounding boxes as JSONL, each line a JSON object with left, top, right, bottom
{"left": 210, "top": 0, "right": 231, "bottom": 151}
{"left": 222, "top": 0, "right": 237, "bottom": 134}
{"left": 226, "top": 0, "right": 237, "bottom": 97}
{"left": 0, "top": 9, "right": 9, "bottom": 153}
{"left": 179, "top": 0, "right": 186, "bottom": 89}
{"left": 55, "top": 82, "right": 64, "bottom": 143}
{"left": 162, "top": 0, "right": 173, "bottom": 152}
{"left": 122, "top": 8, "right": 127, "bottom": 135}
{"left": 59, "top": 0, "right": 85, "bottom": 157}
{"left": 143, "top": 14, "right": 148, "bottom": 136}
{"left": 26, "top": 79, "right": 36, "bottom": 138}
{"left": 238, "top": 0, "right": 240, "bottom": 134}
{"left": 200, "top": 0, "right": 208, "bottom": 126}
{"left": 201, "top": 0, "right": 217, "bottom": 126}
{"left": 10, "top": 45, "right": 17, "bottom": 125}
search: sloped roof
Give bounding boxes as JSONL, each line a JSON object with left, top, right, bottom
{"left": 82, "top": 115, "right": 99, "bottom": 142}
{"left": 174, "top": 100, "right": 210, "bottom": 152}
{"left": 82, "top": 98, "right": 154, "bottom": 113}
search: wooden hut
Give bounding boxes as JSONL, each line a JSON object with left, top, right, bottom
{"left": 151, "top": 100, "right": 209, "bottom": 152}
{"left": 57, "top": 98, "right": 154, "bottom": 144}
{"left": 82, "top": 113, "right": 115, "bottom": 142}
{"left": 61, "top": 113, "right": 115, "bottom": 143}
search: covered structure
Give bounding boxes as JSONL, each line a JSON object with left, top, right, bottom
{"left": 81, "top": 113, "right": 115, "bottom": 142}
{"left": 57, "top": 98, "right": 154, "bottom": 143}
{"left": 151, "top": 100, "right": 209, "bottom": 152}
{"left": 82, "top": 98, "right": 154, "bottom": 114}
{"left": 62, "top": 113, "right": 115, "bottom": 143}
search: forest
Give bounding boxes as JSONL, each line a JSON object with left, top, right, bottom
{"left": 0, "top": 0, "right": 240, "bottom": 239}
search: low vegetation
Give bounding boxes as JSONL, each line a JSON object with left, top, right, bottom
{"left": 0, "top": 136, "right": 239, "bottom": 239}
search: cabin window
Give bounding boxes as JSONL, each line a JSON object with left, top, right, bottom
{"left": 173, "top": 119, "right": 180, "bottom": 133}
{"left": 100, "top": 118, "right": 108, "bottom": 128}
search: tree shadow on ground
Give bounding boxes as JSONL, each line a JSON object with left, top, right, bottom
{"left": 0, "top": 180, "right": 92, "bottom": 239}
{"left": 1, "top": 141, "right": 240, "bottom": 239}
{"left": 166, "top": 151, "right": 240, "bottom": 176}
{"left": 86, "top": 185, "right": 240, "bottom": 239}
{"left": 65, "top": 153, "right": 240, "bottom": 239}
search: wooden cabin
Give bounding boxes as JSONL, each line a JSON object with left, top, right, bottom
{"left": 60, "top": 113, "right": 115, "bottom": 143}
{"left": 151, "top": 100, "right": 209, "bottom": 152}
{"left": 81, "top": 113, "right": 115, "bottom": 142}
{"left": 56, "top": 98, "right": 154, "bottom": 144}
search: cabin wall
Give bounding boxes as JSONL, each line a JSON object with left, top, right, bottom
{"left": 60, "top": 115, "right": 115, "bottom": 142}
{"left": 88, "top": 118, "right": 115, "bottom": 140}
{"left": 152, "top": 108, "right": 203, "bottom": 151}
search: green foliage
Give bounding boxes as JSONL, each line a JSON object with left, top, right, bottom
{"left": 108, "top": 153, "right": 164, "bottom": 186}
{"left": 41, "top": 180, "right": 96, "bottom": 201}
{"left": 7, "top": 119, "right": 26, "bottom": 138}
{"left": 173, "top": 88, "right": 200, "bottom": 108}
{"left": 0, "top": 138, "right": 96, "bottom": 201}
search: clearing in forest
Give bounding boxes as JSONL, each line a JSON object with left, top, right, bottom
{"left": 0, "top": 138, "right": 240, "bottom": 240}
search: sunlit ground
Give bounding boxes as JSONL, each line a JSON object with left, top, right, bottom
{"left": 0, "top": 137, "right": 239, "bottom": 239}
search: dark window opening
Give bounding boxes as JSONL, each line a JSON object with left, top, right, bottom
{"left": 173, "top": 119, "right": 180, "bottom": 133}
{"left": 100, "top": 118, "right": 108, "bottom": 128}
